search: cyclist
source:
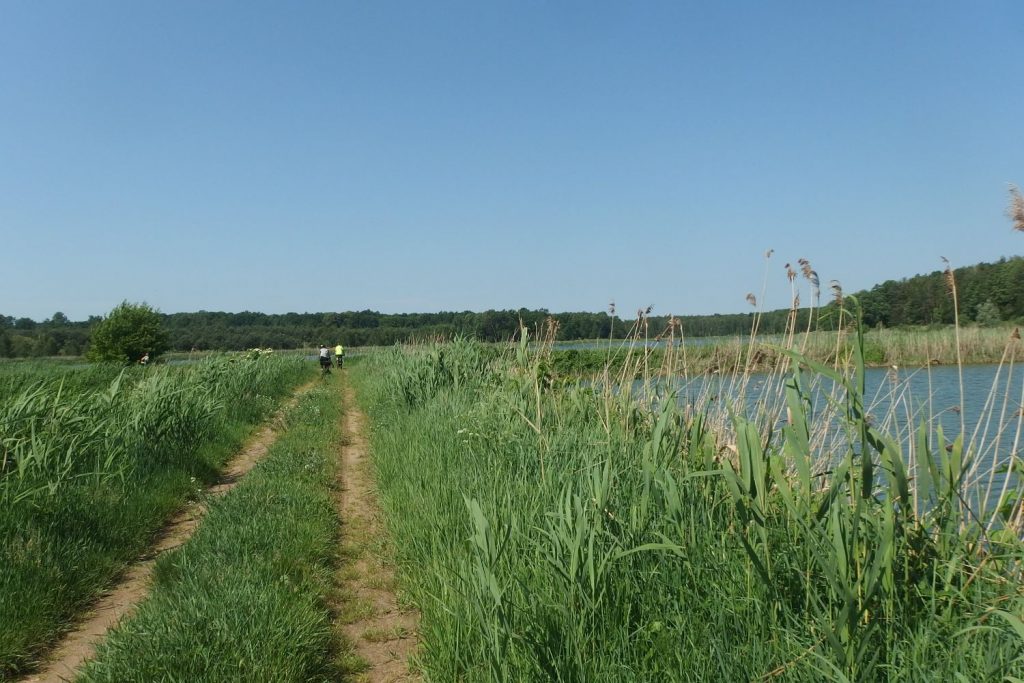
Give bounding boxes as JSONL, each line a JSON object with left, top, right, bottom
{"left": 334, "top": 343, "right": 344, "bottom": 368}
{"left": 318, "top": 344, "right": 332, "bottom": 374}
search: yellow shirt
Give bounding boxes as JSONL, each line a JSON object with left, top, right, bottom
{"left": 335, "top": 345, "right": 344, "bottom": 355}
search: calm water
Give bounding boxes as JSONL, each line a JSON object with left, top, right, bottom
{"left": 690, "top": 363, "right": 1022, "bottom": 436}
{"left": 653, "top": 363, "right": 1023, "bottom": 516}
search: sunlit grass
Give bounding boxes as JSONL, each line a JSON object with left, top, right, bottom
{"left": 349, "top": 304, "right": 1024, "bottom": 681}
{"left": 77, "top": 382, "right": 344, "bottom": 683}
{"left": 0, "top": 354, "right": 313, "bottom": 677}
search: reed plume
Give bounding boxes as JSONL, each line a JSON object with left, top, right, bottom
{"left": 830, "top": 280, "right": 843, "bottom": 308}
{"left": 746, "top": 248, "right": 773, "bottom": 360}
{"left": 1009, "top": 184, "right": 1024, "bottom": 232}
{"left": 796, "top": 258, "right": 820, "bottom": 351}
{"left": 831, "top": 280, "right": 846, "bottom": 368}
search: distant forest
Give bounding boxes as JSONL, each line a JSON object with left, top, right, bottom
{"left": 3, "top": 256, "right": 1022, "bottom": 358}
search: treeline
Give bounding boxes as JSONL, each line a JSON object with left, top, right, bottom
{"left": 857, "top": 256, "right": 1024, "bottom": 327}
{"left": 0, "top": 312, "right": 95, "bottom": 358}
{"left": 2, "top": 256, "right": 1021, "bottom": 358}
{"left": 0, "top": 310, "right": 627, "bottom": 357}
{"left": 159, "top": 309, "right": 621, "bottom": 350}
{"left": 0, "top": 307, "right": 804, "bottom": 357}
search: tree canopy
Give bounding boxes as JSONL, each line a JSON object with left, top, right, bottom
{"left": 86, "top": 301, "right": 168, "bottom": 364}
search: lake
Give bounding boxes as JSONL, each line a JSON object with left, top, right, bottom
{"left": 650, "top": 362, "right": 1023, "bottom": 520}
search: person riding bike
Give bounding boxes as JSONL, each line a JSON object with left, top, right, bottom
{"left": 334, "top": 343, "right": 345, "bottom": 368}
{"left": 318, "top": 344, "right": 332, "bottom": 374}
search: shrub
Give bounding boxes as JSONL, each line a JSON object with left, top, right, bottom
{"left": 87, "top": 302, "right": 168, "bottom": 364}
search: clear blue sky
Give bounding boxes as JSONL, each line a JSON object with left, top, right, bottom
{"left": 2, "top": 1, "right": 1021, "bottom": 321}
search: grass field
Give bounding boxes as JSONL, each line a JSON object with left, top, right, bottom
{"left": 0, "top": 353, "right": 313, "bottom": 677}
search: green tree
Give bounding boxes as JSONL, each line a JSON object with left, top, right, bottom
{"left": 87, "top": 301, "right": 168, "bottom": 364}
{"left": 33, "top": 333, "right": 59, "bottom": 357}
{"left": 975, "top": 299, "right": 1002, "bottom": 327}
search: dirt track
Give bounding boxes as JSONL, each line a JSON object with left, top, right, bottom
{"left": 19, "top": 382, "right": 314, "bottom": 683}
{"left": 333, "top": 383, "right": 420, "bottom": 682}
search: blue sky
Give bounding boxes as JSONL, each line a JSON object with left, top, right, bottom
{"left": 2, "top": 1, "right": 1021, "bottom": 321}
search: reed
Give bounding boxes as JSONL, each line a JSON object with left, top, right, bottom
{"left": 349, "top": 303, "right": 1024, "bottom": 680}
{"left": 1010, "top": 184, "right": 1024, "bottom": 233}
{"left": 550, "top": 324, "right": 1020, "bottom": 379}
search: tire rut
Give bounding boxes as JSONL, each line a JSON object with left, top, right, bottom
{"left": 334, "top": 383, "right": 421, "bottom": 682}
{"left": 18, "top": 380, "right": 317, "bottom": 683}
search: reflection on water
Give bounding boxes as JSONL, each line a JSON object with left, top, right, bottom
{"left": 623, "top": 363, "right": 1023, "bottom": 520}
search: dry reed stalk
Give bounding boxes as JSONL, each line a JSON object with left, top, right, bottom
{"left": 942, "top": 257, "right": 967, "bottom": 438}
{"left": 797, "top": 258, "right": 819, "bottom": 355}
{"left": 1009, "top": 184, "right": 1024, "bottom": 232}
{"left": 658, "top": 317, "right": 682, "bottom": 378}
{"left": 743, "top": 249, "right": 774, "bottom": 375}
{"left": 782, "top": 263, "right": 799, "bottom": 353}
{"left": 978, "top": 335, "right": 1023, "bottom": 531}
{"left": 640, "top": 305, "right": 653, "bottom": 382}
{"left": 995, "top": 333, "right": 1024, "bottom": 534}
{"left": 831, "top": 281, "right": 846, "bottom": 369}
{"left": 969, "top": 342, "right": 1012, "bottom": 517}
{"left": 676, "top": 317, "right": 692, "bottom": 379}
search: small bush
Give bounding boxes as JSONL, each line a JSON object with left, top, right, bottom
{"left": 87, "top": 301, "right": 168, "bottom": 365}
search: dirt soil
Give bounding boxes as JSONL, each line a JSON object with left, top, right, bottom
{"left": 334, "top": 384, "right": 421, "bottom": 682}
{"left": 19, "top": 382, "right": 315, "bottom": 683}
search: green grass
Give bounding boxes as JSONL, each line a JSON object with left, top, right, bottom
{"left": 77, "top": 381, "right": 345, "bottom": 682}
{"left": 0, "top": 360, "right": 123, "bottom": 402}
{"left": 349, "top": 329, "right": 1024, "bottom": 681}
{"left": 0, "top": 354, "right": 314, "bottom": 677}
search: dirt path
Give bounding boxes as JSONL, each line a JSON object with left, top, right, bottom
{"left": 20, "top": 381, "right": 316, "bottom": 683}
{"left": 333, "top": 384, "right": 421, "bottom": 682}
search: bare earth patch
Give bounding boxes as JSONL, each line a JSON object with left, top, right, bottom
{"left": 19, "top": 381, "right": 316, "bottom": 683}
{"left": 334, "top": 383, "right": 421, "bottom": 682}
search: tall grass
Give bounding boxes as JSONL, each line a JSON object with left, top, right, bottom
{"left": 0, "top": 361, "right": 123, "bottom": 403}
{"left": 78, "top": 381, "right": 343, "bottom": 683}
{"left": 350, "top": 314, "right": 1024, "bottom": 680}
{"left": 0, "top": 354, "right": 313, "bottom": 677}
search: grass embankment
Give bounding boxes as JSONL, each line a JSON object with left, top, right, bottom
{"left": 351, "top": 337, "right": 1024, "bottom": 681}
{"left": 551, "top": 325, "right": 1022, "bottom": 378}
{"left": 77, "top": 379, "right": 345, "bottom": 682}
{"left": 0, "top": 355, "right": 313, "bottom": 677}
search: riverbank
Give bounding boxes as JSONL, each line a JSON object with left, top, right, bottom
{"left": 549, "top": 324, "right": 1022, "bottom": 377}
{"left": 350, "top": 337, "right": 1024, "bottom": 681}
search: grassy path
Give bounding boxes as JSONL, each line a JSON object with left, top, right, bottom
{"left": 18, "top": 380, "right": 316, "bottom": 683}
{"left": 332, "top": 383, "right": 421, "bottom": 682}
{"left": 15, "top": 374, "right": 421, "bottom": 682}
